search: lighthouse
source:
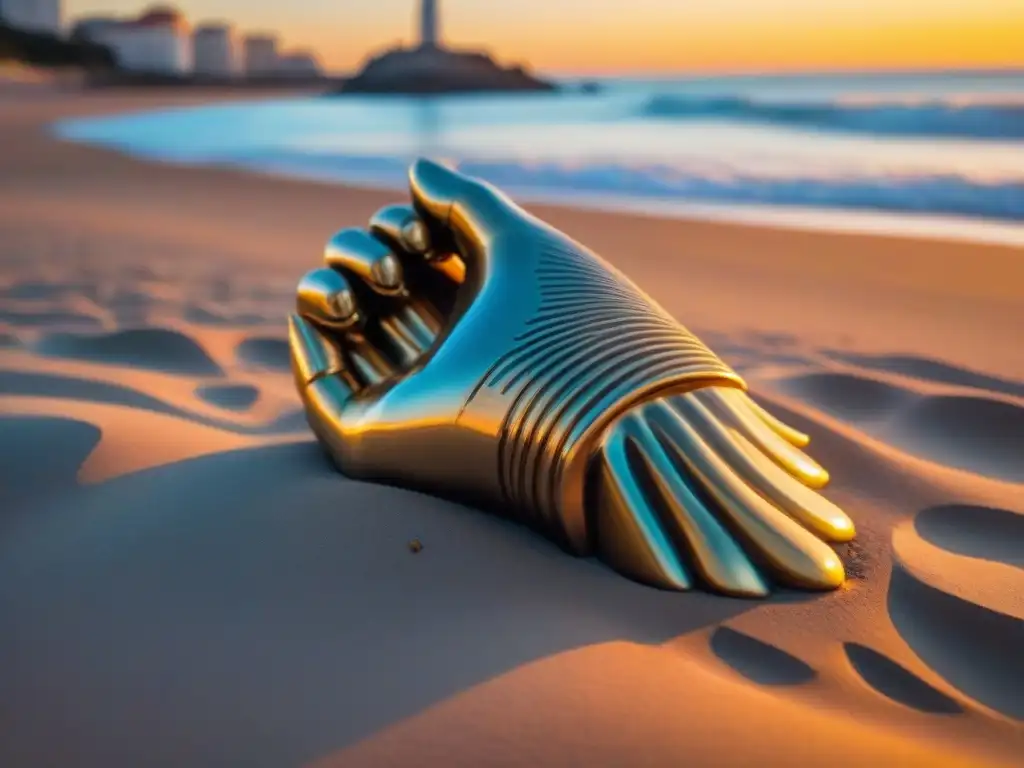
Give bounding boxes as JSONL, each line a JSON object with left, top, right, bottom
{"left": 419, "top": 0, "right": 439, "bottom": 49}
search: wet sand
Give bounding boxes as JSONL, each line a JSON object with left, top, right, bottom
{"left": 0, "top": 89, "right": 1021, "bottom": 767}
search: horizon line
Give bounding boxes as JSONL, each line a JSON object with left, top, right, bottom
{"left": 320, "top": 62, "right": 1024, "bottom": 80}
{"left": 535, "top": 63, "right": 1024, "bottom": 79}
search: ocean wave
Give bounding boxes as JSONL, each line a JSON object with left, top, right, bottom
{"left": 235, "top": 151, "right": 1024, "bottom": 222}
{"left": 639, "top": 94, "right": 1024, "bottom": 141}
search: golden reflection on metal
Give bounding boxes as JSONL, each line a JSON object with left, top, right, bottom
{"left": 289, "top": 159, "right": 856, "bottom": 598}
{"left": 296, "top": 268, "right": 360, "bottom": 331}
{"left": 698, "top": 388, "right": 831, "bottom": 489}
{"left": 743, "top": 390, "right": 811, "bottom": 448}
{"left": 428, "top": 254, "right": 466, "bottom": 284}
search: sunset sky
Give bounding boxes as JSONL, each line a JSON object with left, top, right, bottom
{"left": 65, "top": 0, "right": 1024, "bottom": 75}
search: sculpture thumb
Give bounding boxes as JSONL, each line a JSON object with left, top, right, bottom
{"left": 408, "top": 159, "right": 530, "bottom": 277}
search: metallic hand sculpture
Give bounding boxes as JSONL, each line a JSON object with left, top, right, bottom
{"left": 289, "top": 159, "right": 855, "bottom": 598}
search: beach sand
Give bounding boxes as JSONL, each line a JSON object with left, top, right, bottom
{"left": 0, "top": 89, "right": 1021, "bottom": 767}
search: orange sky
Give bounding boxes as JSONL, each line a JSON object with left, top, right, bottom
{"left": 68, "top": 0, "right": 1024, "bottom": 74}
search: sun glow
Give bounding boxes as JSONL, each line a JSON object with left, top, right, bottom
{"left": 65, "top": 0, "right": 1024, "bottom": 74}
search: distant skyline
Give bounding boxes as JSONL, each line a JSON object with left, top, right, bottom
{"left": 64, "top": 0, "right": 1024, "bottom": 75}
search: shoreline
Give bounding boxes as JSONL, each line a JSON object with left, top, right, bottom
{"left": 140, "top": 155, "right": 1024, "bottom": 249}
{"left": 50, "top": 93, "right": 1024, "bottom": 250}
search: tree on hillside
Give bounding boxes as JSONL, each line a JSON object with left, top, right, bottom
{"left": 0, "top": 21, "right": 116, "bottom": 69}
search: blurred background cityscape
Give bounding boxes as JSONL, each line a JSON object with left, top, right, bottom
{"left": 1, "top": 0, "right": 322, "bottom": 79}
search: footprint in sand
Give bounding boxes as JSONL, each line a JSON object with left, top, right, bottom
{"left": 888, "top": 505, "right": 1024, "bottom": 720}
{"left": 236, "top": 336, "right": 290, "bottom": 372}
{"left": 778, "top": 371, "right": 913, "bottom": 421}
{"left": 776, "top": 371, "right": 1024, "bottom": 483}
{"left": 195, "top": 384, "right": 260, "bottom": 412}
{"left": 916, "top": 504, "right": 1024, "bottom": 569}
{"left": 709, "top": 627, "right": 817, "bottom": 686}
{"left": 34, "top": 328, "right": 224, "bottom": 377}
{"left": 843, "top": 643, "right": 962, "bottom": 714}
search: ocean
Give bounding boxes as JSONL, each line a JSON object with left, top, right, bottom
{"left": 55, "top": 69, "right": 1024, "bottom": 245}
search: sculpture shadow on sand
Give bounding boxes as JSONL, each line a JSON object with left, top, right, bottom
{"left": 0, "top": 433, "right": 773, "bottom": 767}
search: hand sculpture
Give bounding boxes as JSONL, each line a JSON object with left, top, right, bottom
{"left": 289, "top": 160, "right": 855, "bottom": 598}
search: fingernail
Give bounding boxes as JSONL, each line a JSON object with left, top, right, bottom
{"left": 325, "top": 228, "right": 405, "bottom": 295}
{"left": 330, "top": 289, "right": 357, "bottom": 321}
{"left": 371, "top": 252, "right": 403, "bottom": 290}
{"left": 297, "top": 267, "right": 360, "bottom": 329}
{"left": 400, "top": 218, "right": 431, "bottom": 253}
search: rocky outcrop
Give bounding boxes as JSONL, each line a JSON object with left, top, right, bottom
{"left": 334, "top": 45, "right": 555, "bottom": 95}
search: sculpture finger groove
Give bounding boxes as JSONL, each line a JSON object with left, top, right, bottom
{"left": 482, "top": 236, "right": 742, "bottom": 543}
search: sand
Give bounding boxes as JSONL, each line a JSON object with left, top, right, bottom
{"left": 0, "top": 88, "right": 1021, "bottom": 768}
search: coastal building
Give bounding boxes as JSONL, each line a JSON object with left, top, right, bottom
{"left": 71, "top": 15, "right": 121, "bottom": 43}
{"left": 276, "top": 51, "right": 322, "bottom": 79}
{"left": 419, "top": 0, "right": 439, "bottom": 49}
{"left": 193, "top": 23, "right": 238, "bottom": 78}
{"left": 242, "top": 34, "right": 278, "bottom": 77}
{"left": 89, "top": 7, "right": 192, "bottom": 75}
{"left": 0, "top": 0, "right": 63, "bottom": 35}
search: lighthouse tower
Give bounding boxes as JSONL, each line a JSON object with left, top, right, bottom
{"left": 419, "top": 0, "right": 439, "bottom": 49}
